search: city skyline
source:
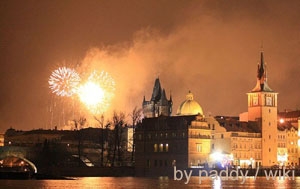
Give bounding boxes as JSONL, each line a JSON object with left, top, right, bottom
{"left": 1, "top": 0, "right": 300, "bottom": 132}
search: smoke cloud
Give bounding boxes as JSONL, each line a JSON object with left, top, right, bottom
{"left": 1, "top": 0, "right": 300, "bottom": 131}
{"left": 79, "top": 0, "right": 300, "bottom": 120}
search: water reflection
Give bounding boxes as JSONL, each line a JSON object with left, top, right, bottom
{"left": 213, "top": 176, "right": 222, "bottom": 189}
{"left": 0, "top": 176, "right": 300, "bottom": 188}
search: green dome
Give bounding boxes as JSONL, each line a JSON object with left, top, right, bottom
{"left": 177, "top": 91, "right": 203, "bottom": 116}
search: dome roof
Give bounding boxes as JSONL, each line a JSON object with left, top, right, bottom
{"left": 177, "top": 91, "right": 203, "bottom": 116}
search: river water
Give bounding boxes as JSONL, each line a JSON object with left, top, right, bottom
{"left": 0, "top": 176, "right": 299, "bottom": 188}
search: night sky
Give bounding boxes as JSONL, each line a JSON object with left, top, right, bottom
{"left": 1, "top": 0, "right": 300, "bottom": 132}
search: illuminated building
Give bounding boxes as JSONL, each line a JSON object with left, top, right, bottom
{"left": 177, "top": 92, "right": 212, "bottom": 166}
{"left": 214, "top": 116, "right": 262, "bottom": 168}
{"left": 286, "top": 126, "right": 298, "bottom": 166}
{"left": 0, "top": 133, "right": 4, "bottom": 146}
{"left": 136, "top": 86, "right": 224, "bottom": 176}
{"left": 136, "top": 51, "right": 292, "bottom": 176}
{"left": 277, "top": 120, "right": 299, "bottom": 167}
{"left": 142, "top": 78, "right": 172, "bottom": 118}
{"left": 277, "top": 128, "right": 287, "bottom": 166}
{"left": 246, "top": 51, "right": 278, "bottom": 167}
{"left": 176, "top": 91, "right": 203, "bottom": 116}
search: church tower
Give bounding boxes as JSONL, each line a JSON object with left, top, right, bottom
{"left": 247, "top": 51, "right": 278, "bottom": 167}
{"left": 142, "top": 78, "right": 172, "bottom": 118}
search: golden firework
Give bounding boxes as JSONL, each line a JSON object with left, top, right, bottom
{"left": 77, "top": 70, "right": 115, "bottom": 114}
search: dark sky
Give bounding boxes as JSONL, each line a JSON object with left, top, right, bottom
{"left": 1, "top": 0, "right": 300, "bottom": 132}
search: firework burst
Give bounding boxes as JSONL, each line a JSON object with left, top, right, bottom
{"left": 49, "top": 67, "right": 81, "bottom": 96}
{"left": 78, "top": 70, "right": 115, "bottom": 114}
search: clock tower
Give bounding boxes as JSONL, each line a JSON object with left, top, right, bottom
{"left": 247, "top": 51, "right": 278, "bottom": 167}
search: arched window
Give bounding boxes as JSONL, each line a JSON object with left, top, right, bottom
{"left": 154, "top": 144, "right": 158, "bottom": 152}
{"left": 159, "top": 144, "right": 164, "bottom": 152}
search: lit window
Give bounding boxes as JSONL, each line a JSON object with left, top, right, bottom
{"left": 166, "top": 144, "right": 169, "bottom": 152}
{"left": 159, "top": 144, "right": 164, "bottom": 152}
{"left": 196, "top": 144, "right": 202, "bottom": 152}
{"left": 154, "top": 144, "right": 158, "bottom": 152}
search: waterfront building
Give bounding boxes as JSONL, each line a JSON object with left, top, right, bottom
{"left": 136, "top": 51, "right": 299, "bottom": 176}
{"left": 136, "top": 84, "right": 229, "bottom": 176}
{"left": 286, "top": 125, "right": 298, "bottom": 166}
{"left": 214, "top": 116, "right": 262, "bottom": 168}
{"left": 246, "top": 51, "right": 278, "bottom": 166}
{"left": 277, "top": 113, "right": 300, "bottom": 167}
{"left": 277, "top": 127, "right": 288, "bottom": 166}
{"left": 135, "top": 115, "right": 195, "bottom": 176}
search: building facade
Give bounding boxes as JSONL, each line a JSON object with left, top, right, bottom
{"left": 136, "top": 51, "right": 300, "bottom": 176}
{"left": 247, "top": 51, "right": 278, "bottom": 166}
{"left": 142, "top": 78, "right": 172, "bottom": 118}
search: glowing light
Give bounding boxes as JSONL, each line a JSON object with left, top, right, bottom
{"left": 78, "top": 70, "right": 115, "bottom": 114}
{"left": 279, "top": 118, "right": 285, "bottom": 124}
{"left": 78, "top": 81, "right": 105, "bottom": 106}
{"left": 49, "top": 67, "right": 81, "bottom": 96}
{"left": 211, "top": 151, "right": 223, "bottom": 161}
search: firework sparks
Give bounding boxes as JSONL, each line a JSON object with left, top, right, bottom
{"left": 78, "top": 70, "right": 115, "bottom": 114}
{"left": 48, "top": 67, "right": 81, "bottom": 96}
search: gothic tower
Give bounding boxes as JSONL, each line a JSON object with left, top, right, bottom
{"left": 247, "top": 51, "right": 278, "bottom": 167}
{"left": 142, "top": 78, "right": 172, "bottom": 118}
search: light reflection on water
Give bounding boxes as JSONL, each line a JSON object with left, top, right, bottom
{"left": 0, "top": 176, "right": 299, "bottom": 188}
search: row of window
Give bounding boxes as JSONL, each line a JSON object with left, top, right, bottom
{"left": 278, "top": 135, "right": 286, "bottom": 139}
{"left": 146, "top": 159, "right": 174, "bottom": 168}
{"left": 278, "top": 143, "right": 286, "bottom": 148}
{"left": 232, "top": 143, "right": 261, "bottom": 149}
{"left": 288, "top": 148, "right": 298, "bottom": 154}
{"left": 287, "top": 133, "right": 298, "bottom": 137}
{"left": 154, "top": 143, "right": 169, "bottom": 152}
{"left": 233, "top": 152, "right": 261, "bottom": 159}
{"left": 137, "top": 132, "right": 186, "bottom": 140}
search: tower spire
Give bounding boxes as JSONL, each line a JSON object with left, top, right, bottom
{"left": 251, "top": 50, "right": 273, "bottom": 92}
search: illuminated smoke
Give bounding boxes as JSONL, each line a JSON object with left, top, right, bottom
{"left": 77, "top": 70, "right": 115, "bottom": 115}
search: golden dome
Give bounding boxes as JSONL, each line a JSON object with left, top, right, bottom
{"left": 177, "top": 91, "right": 203, "bottom": 116}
